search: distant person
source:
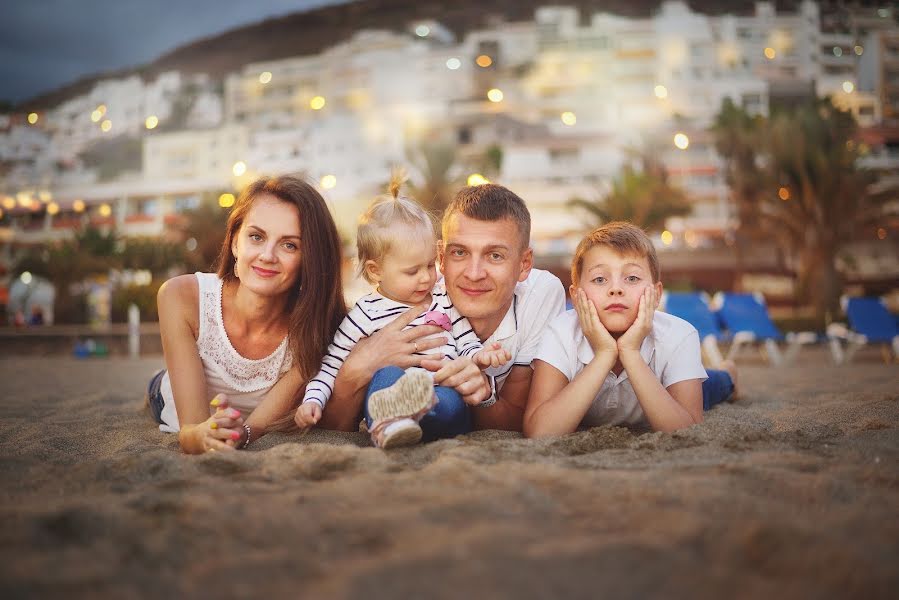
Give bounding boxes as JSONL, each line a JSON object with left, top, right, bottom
{"left": 146, "top": 176, "right": 346, "bottom": 454}
{"left": 523, "top": 222, "right": 737, "bottom": 437}
{"left": 28, "top": 305, "right": 44, "bottom": 326}
{"left": 320, "top": 183, "right": 568, "bottom": 435}
{"left": 294, "top": 173, "right": 509, "bottom": 448}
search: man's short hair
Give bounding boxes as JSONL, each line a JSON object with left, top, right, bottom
{"left": 571, "top": 221, "right": 660, "bottom": 284}
{"left": 442, "top": 184, "right": 530, "bottom": 250}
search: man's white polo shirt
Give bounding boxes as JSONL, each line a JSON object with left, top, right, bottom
{"left": 535, "top": 309, "right": 708, "bottom": 426}
{"left": 481, "top": 268, "right": 566, "bottom": 391}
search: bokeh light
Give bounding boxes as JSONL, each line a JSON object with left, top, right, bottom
{"left": 27, "top": 112, "right": 39, "bottom": 124}
{"left": 145, "top": 115, "right": 159, "bottom": 129}
{"left": 218, "top": 193, "right": 235, "bottom": 208}
{"left": 661, "top": 230, "right": 674, "bottom": 245}
{"left": 487, "top": 88, "right": 504, "bottom": 102}
{"left": 232, "top": 161, "right": 247, "bottom": 176}
{"left": 446, "top": 57, "right": 461, "bottom": 70}
{"left": 674, "top": 133, "right": 689, "bottom": 149}
{"left": 467, "top": 174, "right": 490, "bottom": 186}
{"left": 654, "top": 84, "right": 668, "bottom": 99}
{"left": 259, "top": 71, "right": 272, "bottom": 84}
{"left": 561, "top": 111, "right": 577, "bottom": 125}
{"left": 476, "top": 55, "right": 493, "bottom": 68}
{"left": 310, "top": 96, "right": 326, "bottom": 110}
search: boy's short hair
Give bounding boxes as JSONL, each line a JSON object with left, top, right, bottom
{"left": 571, "top": 221, "right": 660, "bottom": 284}
{"left": 357, "top": 173, "right": 434, "bottom": 284}
{"left": 442, "top": 184, "right": 530, "bottom": 250}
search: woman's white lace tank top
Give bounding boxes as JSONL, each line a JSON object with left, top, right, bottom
{"left": 157, "top": 272, "right": 293, "bottom": 432}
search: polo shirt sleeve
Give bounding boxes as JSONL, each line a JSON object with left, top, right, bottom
{"left": 659, "top": 329, "right": 708, "bottom": 387}
{"left": 533, "top": 312, "right": 578, "bottom": 381}
{"left": 515, "top": 271, "right": 566, "bottom": 367}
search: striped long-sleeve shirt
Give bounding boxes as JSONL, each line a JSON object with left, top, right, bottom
{"left": 302, "top": 285, "right": 484, "bottom": 409}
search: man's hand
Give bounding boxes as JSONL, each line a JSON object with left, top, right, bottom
{"left": 349, "top": 304, "right": 445, "bottom": 372}
{"left": 573, "top": 288, "right": 617, "bottom": 360}
{"left": 421, "top": 356, "right": 491, "bottom": 406}
{"left": 617, "top": 286, "right": 657, "bottom": 355}
{"left": 472, "top": 343, "right": 511, "bottom": 370}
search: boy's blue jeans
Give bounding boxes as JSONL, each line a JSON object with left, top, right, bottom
{"left": 363, "top": 366, "right": 472, "bottom": 442}
{"left": 703, "top": 369, "right": 734, "bottom": 411}
{"left": 363, "top": 366, "right": 733, "bottom": 442}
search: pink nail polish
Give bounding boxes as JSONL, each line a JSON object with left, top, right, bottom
{"left": 231, "top": 431, "right": 240, "bottom": 440}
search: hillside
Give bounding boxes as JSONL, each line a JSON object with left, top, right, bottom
{"left": 24, "top": 0, "right": 809, "bottom": 110}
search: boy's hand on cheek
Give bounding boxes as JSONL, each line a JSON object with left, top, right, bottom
{"left": 617, "top": 286, "right": 656, "bottom": 355}
{"left": 574, "top": 288, "right": 617, "bottom": 360}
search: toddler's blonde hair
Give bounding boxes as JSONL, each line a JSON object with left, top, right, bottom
{"left": 357, "top": 169, "right": 435, "bottom": 284}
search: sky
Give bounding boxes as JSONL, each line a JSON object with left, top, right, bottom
{"left": 0, "top": 0, "right": 353, "bottom": 104}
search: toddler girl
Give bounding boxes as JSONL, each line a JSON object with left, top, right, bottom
{"left": 295, "top": 173, "right": 509, "bottom": 447}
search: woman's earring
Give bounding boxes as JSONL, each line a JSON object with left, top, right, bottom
{"left": 233, "top": 261, "right": 239, "bottom": 278}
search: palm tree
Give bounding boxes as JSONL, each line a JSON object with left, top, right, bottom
{"left": 712, "top": 97, "right": 898, "bottom": 320}
{"left": 405, "top": 135, "right": 461, "bottom": 222}
{"left": 569, "top": 151, "right": 692, "bottom": 232}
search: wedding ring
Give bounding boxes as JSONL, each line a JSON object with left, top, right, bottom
{"left": 413, "top": 341, "right": 419, "bottom": 352}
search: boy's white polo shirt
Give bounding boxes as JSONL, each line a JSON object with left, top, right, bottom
{"left": 481, "top": 268, "right": 566, "bottom": 392}
{"left": 535, "top": 310, "right": 708, "bottom": 427}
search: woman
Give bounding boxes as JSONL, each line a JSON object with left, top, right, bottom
{"left": 147, "top": 176, "right": 346, "bottom": 453}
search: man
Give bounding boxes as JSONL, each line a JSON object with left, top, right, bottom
{"left": 319, "top": 184, "right": 565, "bottom": 434}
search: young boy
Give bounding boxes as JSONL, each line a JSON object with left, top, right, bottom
{"left": 523, "top": 222, "right": 734, "bottom": 437}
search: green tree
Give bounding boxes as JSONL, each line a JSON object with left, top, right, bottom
{"left": 712, "top": 97, "right": 898, "bottom": 320}
{"left": 569, "top": 151, "right": 692, "bottom": 232}
{"left": 178, "top": 198, "right": 230, "bottom": 273}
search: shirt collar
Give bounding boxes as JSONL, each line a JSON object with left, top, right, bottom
{"left": 490, "top": 294, "right": 519, "bottom": 342}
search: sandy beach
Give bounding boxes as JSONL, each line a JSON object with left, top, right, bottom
{"left": 1, "top": 348, "right": 897, "bottom": 599}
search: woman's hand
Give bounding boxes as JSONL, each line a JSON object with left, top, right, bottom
{"left": 178, "top": 394, "right": 245, "bottom": 454}
{"left": 422, "top": 356, "right": 491, "bottom": 406}
{"left": 574, "top": 288, "right": 617, "bottom": 360}
{"left": 294, "top": 401, "right": 322, "bottom": 432}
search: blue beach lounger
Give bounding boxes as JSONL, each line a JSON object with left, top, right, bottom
{"left": 827, "top": 296, "right": 899, "bottom": 364}
{"left": 711, "top": 292, "right": 817, "bottom": 366}
{"left": 660, "top": 291, "right": 727, "bottom": 368}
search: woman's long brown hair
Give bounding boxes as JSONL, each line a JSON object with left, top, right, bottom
{"left": 215, "top": 176, "right": 347, "bottom": 429}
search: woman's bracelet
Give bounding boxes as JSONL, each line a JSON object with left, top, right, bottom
{"left": 239, "top": 424, "right": 251, "bottom": 449}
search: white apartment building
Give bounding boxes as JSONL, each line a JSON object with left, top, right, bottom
{"left": 46, "top": 72, "right": 183, "bottom": 160}
{"left": 3, "top": 0, "right": 897, "bottom": 255}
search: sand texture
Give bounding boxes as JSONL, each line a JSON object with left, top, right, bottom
{"left": 1, "top": 349, "right": 897, "bottom": 599}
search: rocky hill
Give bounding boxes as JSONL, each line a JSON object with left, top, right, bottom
{"left": 24, "top": 0, "right": 810, "bottom": 109}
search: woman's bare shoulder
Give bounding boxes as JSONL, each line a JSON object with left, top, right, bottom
{"left": 158, "top": 274, "right": 200, "bottom": 321}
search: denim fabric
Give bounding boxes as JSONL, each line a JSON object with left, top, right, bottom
{"left": 364, "top": 366, "right": 472, "bottom": 442}
{"left": 702, "top": 369, "right": 734, "bottom": 411}
{"left": 147, "top": 369, "right": 166, "bottom": 424}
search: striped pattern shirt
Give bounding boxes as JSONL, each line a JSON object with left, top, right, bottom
{"left": 302, "top": 286, "right": 484, "bottom": 409}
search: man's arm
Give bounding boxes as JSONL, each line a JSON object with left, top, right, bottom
{"left": 471, "top": 365, "right": 531, "bottom": 431}
{"left": 317, "top": 307, "right": 445, "bottom": 431}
